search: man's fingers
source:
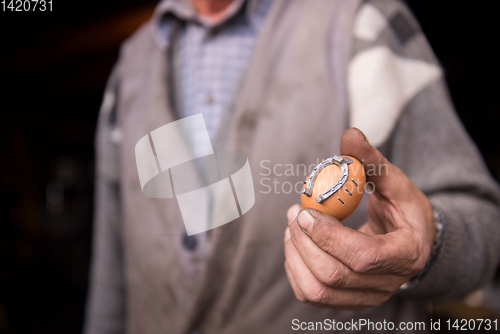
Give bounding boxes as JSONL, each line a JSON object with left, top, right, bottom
{"left": 288, "top": 216, "right": 407, "bottom": 292}
{"left": 284, "top": 259, "right": 306, "bottom": 302}
{"left": 287, "top": 204, "right": 302, "bottom": 225}
{"left": 284, "top": 228, "right": 305, "bottom": 302}
{"left": 340, "top": 127, "right": 411, "bottom": 201}
{"left": 284, "top": 231, "right": 391, "bottom": 309}
{"left": 295, "top": 209, "right": 423, "bottom": 276}
{"left": 295, "top": 209, "right": 381, "bottom": 273}
{"left": 340, "top": 127, "right": 435, "bottom": 269}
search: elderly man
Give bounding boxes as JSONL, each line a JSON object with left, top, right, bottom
{"left": 84, "top": 0, "right": 500, "bottom": 333}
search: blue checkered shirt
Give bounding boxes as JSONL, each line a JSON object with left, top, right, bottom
{"left": 152, "top": 0, "right": 273, "bottom": 142}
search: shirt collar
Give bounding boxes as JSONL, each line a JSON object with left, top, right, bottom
{"left": 151, "top": 0, "right": 272, "bottom": 50}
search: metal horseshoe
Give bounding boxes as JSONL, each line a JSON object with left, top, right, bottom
{"left": 301, "top": 155, "right": 353, "bottom": 203}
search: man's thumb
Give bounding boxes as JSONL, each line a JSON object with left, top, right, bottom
{"left": 340, "top": 127, "right": 407, "bottom": 199}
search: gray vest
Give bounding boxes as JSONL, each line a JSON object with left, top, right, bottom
{"left": 116, "top": 0, "right": 426, "bottom": 332}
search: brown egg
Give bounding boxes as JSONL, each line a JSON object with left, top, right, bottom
{"left": 301, "top": 155, "right": 365, "bottom": 221}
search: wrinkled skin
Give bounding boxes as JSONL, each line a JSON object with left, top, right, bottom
{"left": 284, "top": 128, "right": 435, "bottom": 310}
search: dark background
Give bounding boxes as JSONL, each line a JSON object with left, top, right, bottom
{"left": 0, "top": 1, "right": 499, "bottom": 333}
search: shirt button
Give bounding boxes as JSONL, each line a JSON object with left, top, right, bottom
{"left": 183, "top": 233, "right": 197, "bottom": 251}
{"left": 206, "top": 95, "right": 214, "bottom": 104}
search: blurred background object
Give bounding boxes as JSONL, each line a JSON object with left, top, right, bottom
{"left": 0, "top": 1, "right": 498, "bottom": 333}
{"left": 0, "top": 2, "right": 157, "bottom": 333}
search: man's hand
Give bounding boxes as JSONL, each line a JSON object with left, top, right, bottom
{"left": 283, "top": 128, "right": 436, "bottom": 310}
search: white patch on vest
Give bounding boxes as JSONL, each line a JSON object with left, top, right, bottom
{"left": 101, "top": 90, "right": 115, "bottom": 115}
{"left": 348, "top": 46, "right": 442, "bottom": 147}
{"left": 353, "top": 4, "right": 387, "bottom": 42}
{"left": 110, "top": 128, "right": 123, "bottom": 144}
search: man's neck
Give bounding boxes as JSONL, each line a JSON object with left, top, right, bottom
{"left": 192, "top": 0, "right": 235, "bottom": 23}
